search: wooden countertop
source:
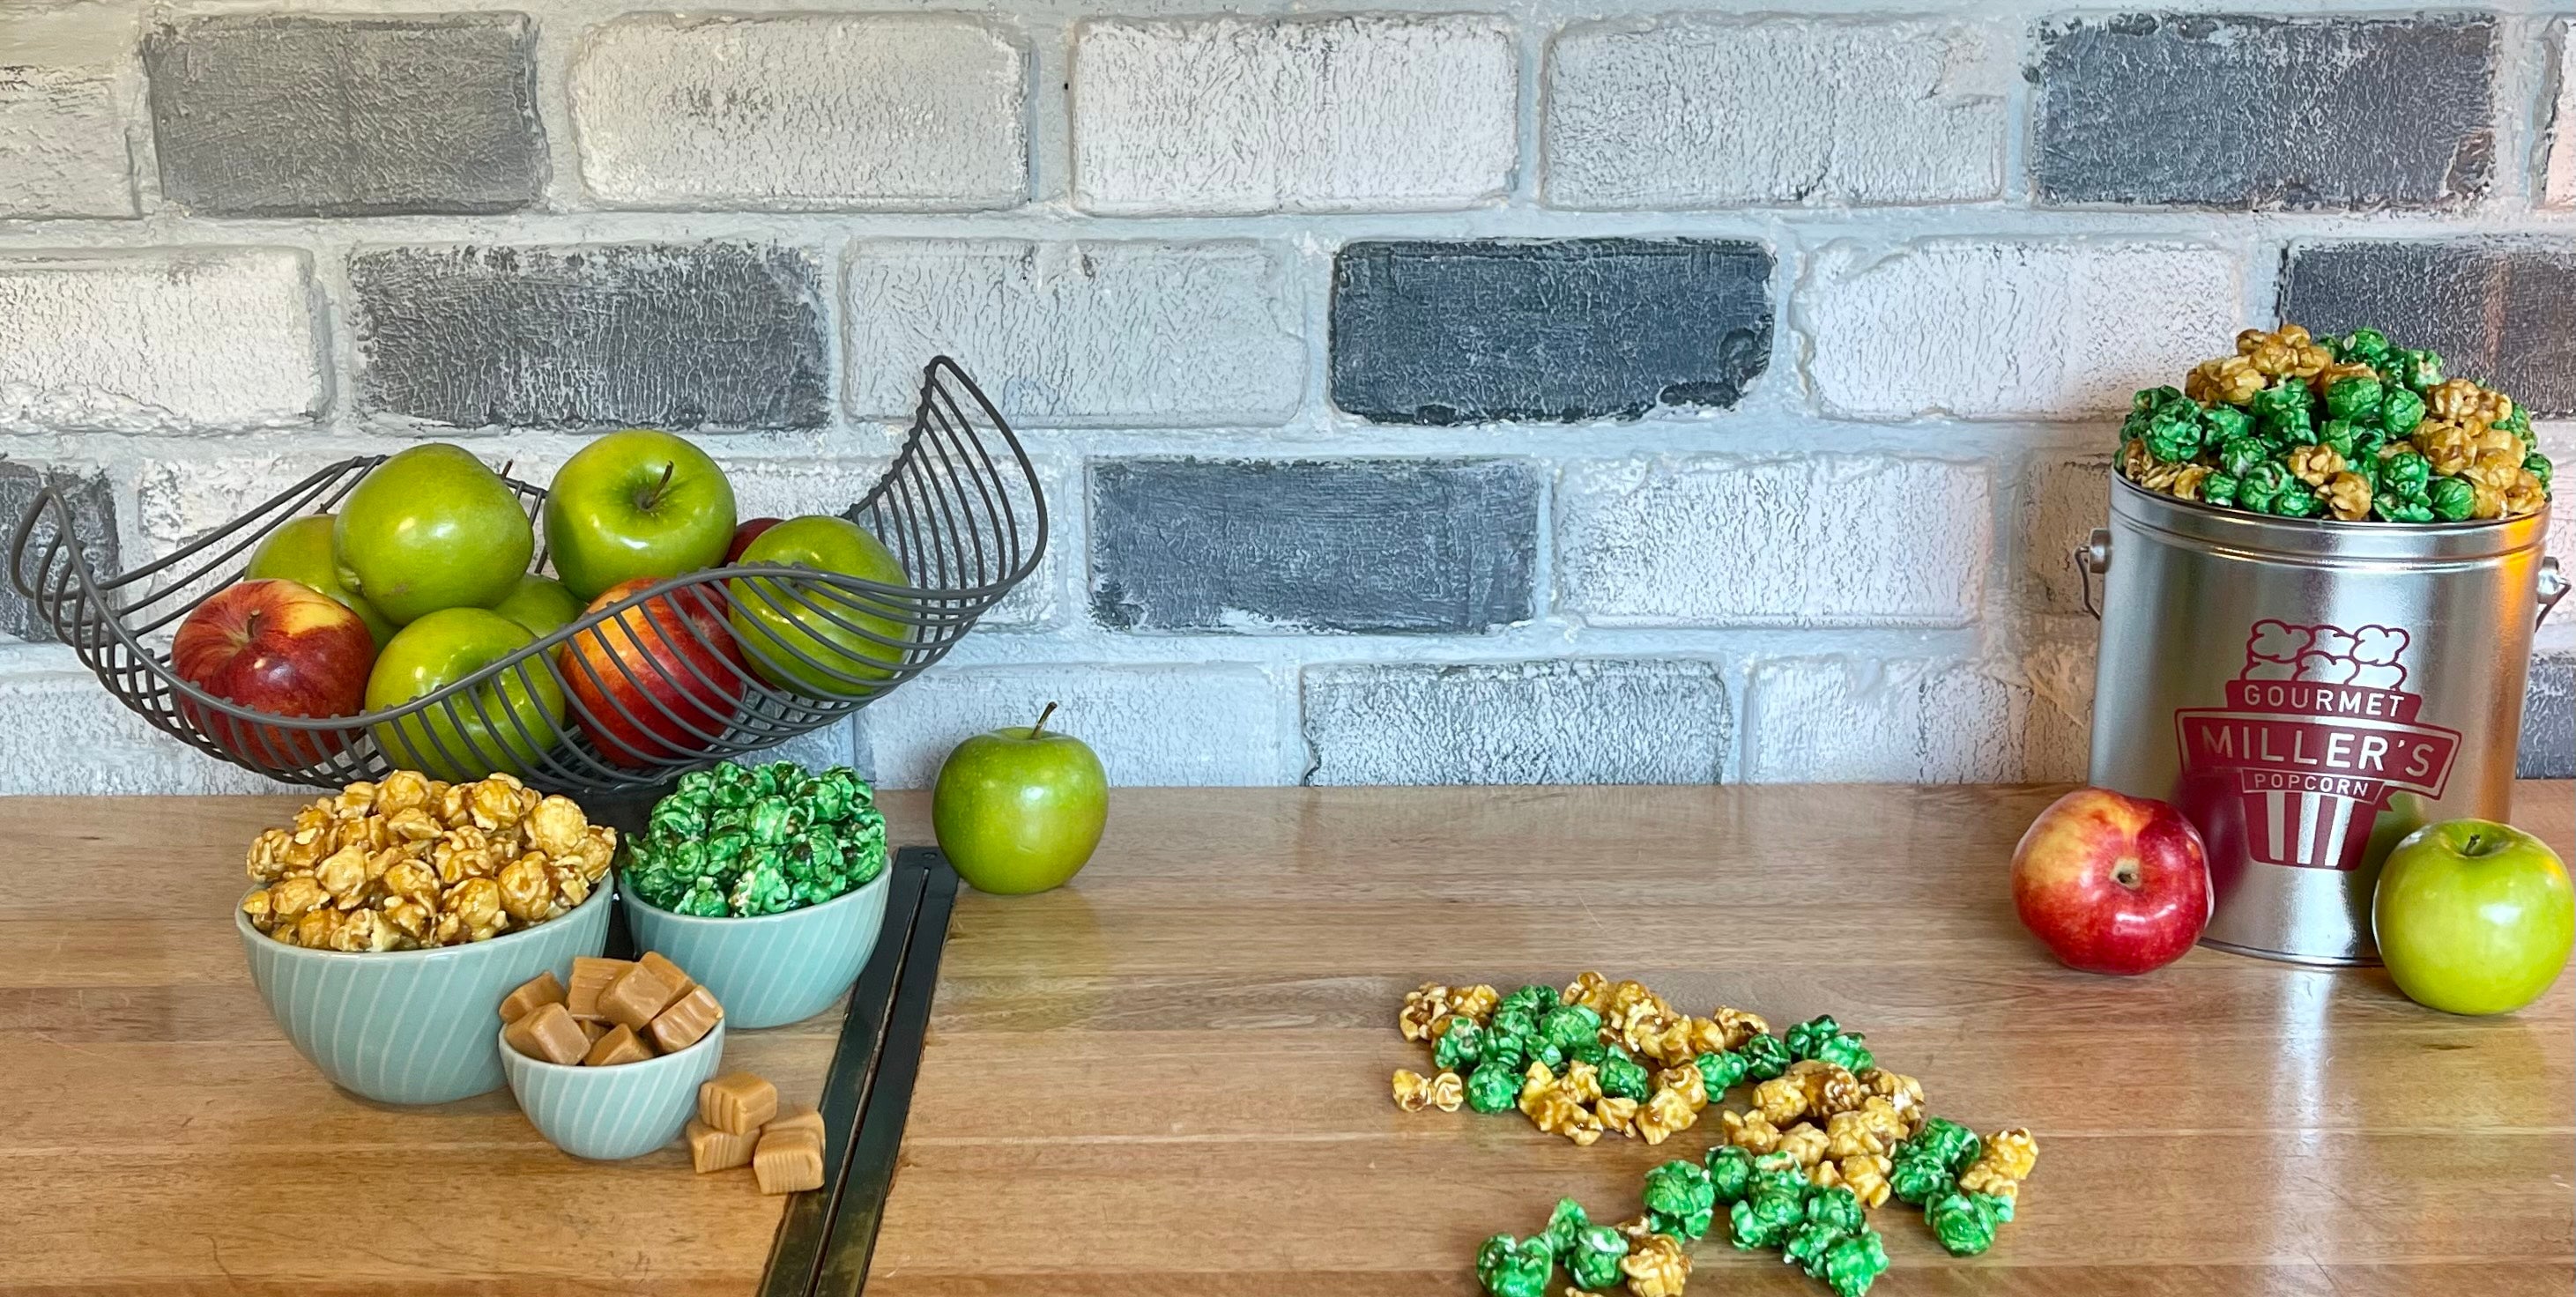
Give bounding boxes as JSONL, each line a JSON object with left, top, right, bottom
{"left": 3, "top": 783, "right": 2570, "bottom": 1296}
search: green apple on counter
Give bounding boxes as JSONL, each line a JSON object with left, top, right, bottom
{"left": 727, "top": 515, "right": 909, "bottom": 697}
{"left": 488, "top": 574, "right": 583, "bottom": 638}
{"left": 333, "top": 445, "right": 533, "bottom": 625}
{"left": 933, "top": 702, "right": 1107, "bottom": 895}
{"left": 242, "top": 514, "right": 397, "bottom": 648}
{"left": 544, "top": 430, "right": 737, "bottom": 601}
{"left": 366, "top": 607, "right": 566, "bottom": 781}
{"left": 2374, "top": 819, "right": 2573, "bottom": 1016}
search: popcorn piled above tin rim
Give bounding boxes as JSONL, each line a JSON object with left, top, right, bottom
{"left": 625, "top": 760, "right": 888, "bottom": 917}
{"left": 2121, "top": 323, "right": 2550, "bottom": 523}
{"left": 241, "top": 771, "right": 614, "bottom": 951}
{"left": 1399, "top": 974, "right": 2038, "bottom": 1297}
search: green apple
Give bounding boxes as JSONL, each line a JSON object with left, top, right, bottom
{"left": 727, "top": 515, "right": 910, "bottom": 697}
{"left": 933, "top": 703, "right": 1108, "bottom": 895}
{"left": 2374, "top": 819, "right": 2573, "bottom": 1015}
{"left": 544, "top": 430, "right": 736, "bottom": 601}
{"left": 365, "top": 607, "right": 566, "bottom": 782}
{"left": 334, "top": 445, "right": 533, "bottom": 625}
{"left": 488, "top": 574, "right": 583, "bottom": 638}
{"left": 243, "top": 514, "right": 396, "bottom": 648}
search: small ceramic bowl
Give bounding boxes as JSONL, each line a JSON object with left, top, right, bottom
{"left": 501, "top": 1019, "right": 726, "bottom": 1160}
{"left": 237, "top": 883, "right": 612, "bottom": 1105}
{"left": 619, "top": 868, "right": 891, "bottom": 1028}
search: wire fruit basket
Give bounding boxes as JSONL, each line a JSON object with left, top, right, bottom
{"left": 8, "top": 358, "right": 1043, "bottom": 796}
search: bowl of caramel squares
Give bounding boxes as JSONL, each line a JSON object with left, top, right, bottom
{"left": 498, "top": 953, "right": 729, "bottom": 1160}
{"left": 234, "top": 772, "right": 616, "bottom": 1105}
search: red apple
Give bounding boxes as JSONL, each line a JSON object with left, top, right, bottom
{"left": 173, "top": 578, "right": 375, "bottom": 767}
{"left": 724, "top": 516, "right": 783, "bottom": 564}
{"left": 560, "top": 577, "right": 746, "bottom": 767}
{"left": 2011, "top": 787, "right": 2213, "bottom": 975}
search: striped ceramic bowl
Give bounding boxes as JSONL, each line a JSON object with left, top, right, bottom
{"left": 619, "top": 868, "right": 892, "bottom": 1029}
{"left": 235, "top": 884, "right": 612, "bottom": 1105}
{"left": 501, "top": 1018, "right": 726, "bottom": 1160}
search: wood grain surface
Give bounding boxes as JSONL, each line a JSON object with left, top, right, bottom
{"left": 3, "top": 784, "right": 2569, "bottom": 1296}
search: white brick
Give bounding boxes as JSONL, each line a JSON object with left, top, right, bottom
{"left": 2018, "top": 453, "right": 2112, "bottom": 615}
{"left": 1545, "top": 17, "right": 2008, "bottom": 209}
{"left": 136, "top": 449, "right": 351, "bottom": 559}
{"left": 1557, "top": 455, "right": 1991, "bottom": 627}
{"left": 857, "top": 663, "right": 1282, "bottom": 789}
{"left": 571, "top": 15, "right": 1026, "bottom": 211}
{"left": 1302, "top": 658, "right": 1730, "bottom": 786}
{"left": 0, "top": 250, "right": 321, "bottom": 433}
{"left": 2547, "top": 21, "right": 2575, "bottom": 208}
{"left": 845, "top": 241, "right": 1303, "bottom": 426}
{"left": 1072, "top": 16, "right": 1516, "bottom": 214}
{"left": 0, "top": 2, "right": 140, "bottom": 219}
{"left": 1799, "top": 241, "right": 2240, "bottom": 419}
{"left": 0, "top": 660, "right": 288, "bottom": 794}
{"left": 1741, "top": 652, "right": 2090, "bottom": 784}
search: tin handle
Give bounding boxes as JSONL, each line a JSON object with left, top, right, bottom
{"left": 2073, "top": 528, "right": 2111, "bottom": 620}
{"left": 2540, "top": 556, "right": 2568, "bottom": 629}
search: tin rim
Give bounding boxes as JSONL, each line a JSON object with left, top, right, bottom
{"left": 2111, "top": 475, "right": 2550, "bottom": 563}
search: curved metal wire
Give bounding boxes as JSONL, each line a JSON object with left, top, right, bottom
{"left": 6, "top": 357, "right": 1044, "bottom": 795}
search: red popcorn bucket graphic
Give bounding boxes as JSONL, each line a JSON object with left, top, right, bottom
{"left": 2081, "top": 480, "right": 2561, "bottom": 965}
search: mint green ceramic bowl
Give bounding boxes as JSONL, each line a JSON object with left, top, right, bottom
{"left": 501, "top": 1018, "right": 726, "bottom": 1160}
{"left": 619, "top": 868, "right": 891, "bottom": 1028}
{"left": 236, "top": 884, "right": 612, "bottom": 1105}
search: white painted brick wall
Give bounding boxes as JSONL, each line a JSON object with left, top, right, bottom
{"left": 1071, "top": 16, "right": 1517, "bottom": 214}
{"left": 1799, "top": 241, "right": 2241, "bottom": 419}
{"left": 1303, "top": 658, "right": 1731, "bottom": 785}
{"left": 1557, "top": 455, "right": 1991, "bottom": 627}
{"left": 1545, "top": 17, "right": 2008, "bottom": 209}
{"left": 0, "top": 250, "right": 321, "bottom": 432}
{"left": 0, "top": 2, "right": 140, "bottom": 219}
{"left": 2547, "top": 21, "right": 2573, "bottom": 208}
{"left": 0, "top": 663, "right": 286, "bottom": 794}
{"left": 1741, "top": 653, "right": 2090, "bottom": 784}
{"left": 857, "top": 663, "right": 1284, "bottom": 789}
{"left": 844, "top": 241, "right": 1304, "bottom": 426}
{"left": 571, "top": 15, "right": 1026, "bottom": 211}
{"left": 2018, "top": 453, "right": 2112, "bottom": 616}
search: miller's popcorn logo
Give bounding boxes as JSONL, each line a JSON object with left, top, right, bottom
{"left": 2173, "top": 620, "right": 2461, "bottom": 872}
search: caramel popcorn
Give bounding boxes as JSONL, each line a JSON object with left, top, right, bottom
{"left": 1594, "top": 1095, "right": 1642, "bottom": 1136}
{"left": 2237, "top": 323, "right": 2330, "bottom": 379}
{"left": 2414, "top": 420, "right": 2476, "bottom": 477}
{"left": 1618, "top": 1232, "right": 1690, "bottom": 1297}
{"left": 1860, "top": 1069, "right": 1925, "bottom": 1130}
{"left": 1956, "top": 1127, "right": 2040, "bottom": 1202}
{"left": 2324, "top": 471, "right": 2372, "bottom": 521}
{"left": 1448, "top": 983, "right": 1500, "bottom": 1025}
{"left": 1749, "top": 1075, "right": 1809, "bottom": 1125}
{"left": 1561, "top": 971, "right": 1612, "bottom": 1013}
{"left": 2186, "top": 352, "right": 2265, "bottom": 405}
{"left": 241, "top": 774, "right": 612, "bottom": 951}
{"left": 1720, "top": 1108, "right": 1782, "bottom": 1154}
{"left": 2285, "top": 444, "right": 2345, "bottom": 487}
{"left": 1652, "top": 1064, "right": 1706, "bottom": 1112}
{"left": 1710, "top": 1006, "right": 1768, "bottom": 1051}
{"left": 1399, "top": 984, "right": 1454, "bottom": 1041}
{"left": 1789, "top": 1059, "right": 1866, "bottom": 1118}
{"left": 1428, "top": 1071, "right": 1466, "bottom": 1113}
{"left": 1636, "top": 1086, "right": 1696, "bottom": 1145}
{"left": 1393, "top": 1068, "right": 1436, "bottom": 1113}
{"left": 1835, "top": 1152, "right": 1893, "bottom": 1210}
{"left": 1775, "top": 1121, "right": 1830, "bottom": 1168}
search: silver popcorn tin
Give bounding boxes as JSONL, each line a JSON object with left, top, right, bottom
{"left": 2079, "top": 478, "right": 2565, "bottom": 965}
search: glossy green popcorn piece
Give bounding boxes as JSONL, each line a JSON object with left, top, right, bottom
{"left": 1434, "top": 1018, "right": 1486, "bottom": 1072}
{"left": 2379, "top": 385, "right": 2426, "bottom": 434}
{"left": 1783, "top": 1015, "right": 1842, "bottom": 1061}
{"left": 2317, "top": 418, "right": 2357, "bottom": 458}
{"left": 1888, "top": 1150, "right": 1954, "bottom": 1205}
{"left": 1474, "top": 1234, "right": 1550, "bottom": 1297}
{"left": 1488, "top": 1004, "right": 1539, "bottom": 1046}
{"left": 2528, "top": 453, "right": 2554, "bottom": 491}
{"left": 1598, "top": 1053, "right": 1651, "bottom": 1102}
{"left": 673, "top": 878, "right": 728, "bottom": 917}
{"left": 1541, "top": 1197, "right": 1590, "bottom": 1258}
{"left": 1729, "top": 1184, "right": 1806, "bottom": 1250}
{"left": 1528, "top": 1040, "right": 1566, "bottom": 1072}
{"left": 2374, "top": 494, "right": 2436, "bottom": 523}
{"left": 1704, "top": 1145, "right": 1756, "bottom": 1204}
{"left": 1465, "top": 1060, "right": 1523, "bottom": 1114}
{"left": 1564, "top": 1041, "right": 1607, "bottom": 1071}
{"left": 2202, "top": 403, "right": 2253, "bottom": 441}
{"left": 1975, "top": 1190, "right": 2015, "bottom": 1225}
{"left": 1499, "top": 985, "right": 1555, "bottom": 1019}
{"left": 2268, "top": 484, "right": 2324, "bottom": 519}
{"left": 747, "top": 794, "right": 798, "bottom": 845}
{"left": 1820, "top": 1228, "right": 1889, "bottom": 1297}
{"left": 2324, "top": 374, "right": 2383, "bottom": 421}
{"left": 706, "top": 760, "right": 757, "bottom": 808}
{"left": 2336, "top": 327, "right": 2391, "bottom": 364}
{"left": 1806, "top": 1185, "right": 1865, "bottom": 1235}
{"left": 2394, "top": 348, "right": 2445, "bottom": 391}
{"left": 1926, "top": 1190, "right": 2003, "bottom": 1257}
{"left": 2142, "top": 403, "right": 2204, "bottom": 462}
{"left": 1567, "top": 1226, "right": 1628, "bottom": 1291}
{"left": 1739, "top": 1034, "right": 1791, "bottom": 1081}
{"left": 648, "top": 792, "right": 707, "bottom": 841}
{"left": 2378, "top": 449, "right": 2431, "bottom": 498}
{"left": 2218, "top": 436, "right": 2268, "bottom": 478}
{"left": 2249, "top": 380, "right": 2312, "bottom": 421}
{"left": 1642, "top": 1161, "right": 1717, "bottom": 1241}
{"left": 2428, "top": 475, "right": 2477, "bottom": 522}
{"left": 1480, "top": 1034, "right": 1528, "bottom": 1078}
{"left": 1782, "top": 1221, "right": 1847, "bottom": 1274}
{"left": 1815, "top": 1034, "right": 1874, "bottom": 1073}
{"left": 2200, "top": 472, "right": 2240, "bottom": 508}
{"left": 1693, "top": 1049, "right": 1749, "bottom": 1095}
{"left": 1912, "top": 1117, "right": 1981, "bottom": 1174}
{"left": 1538, "top": 1004, "right": 1602, "bottom": 1051}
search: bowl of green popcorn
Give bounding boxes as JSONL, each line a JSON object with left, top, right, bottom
{"left": 619, "top": 760, "right": 893, "bottom": 1028}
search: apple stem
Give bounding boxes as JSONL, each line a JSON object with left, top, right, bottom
{"left": 1028, "top": 700, "right": 1058, "bottom": 739}
{"left": 639, "top": 460, "right": 677, "bottom": 511}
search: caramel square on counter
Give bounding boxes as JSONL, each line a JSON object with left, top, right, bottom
{"left": 496, "top": 971, "right": 565, "bottom": 1025}
{"left": 568, "top": 957, "right": 635, "bottom": 1019}
{"left": 503, "top": 1002, "right": 588, "bottom": 1066}
{"left": 599, "top": 965, "right": 679, "bottom": 1032}
{"left": 754, "top": 1126, "right": 824, "bottom": 1195}
{"left": 700, "top": 1071, "right": 777, "bottom": 1135}
{"left": 648, "top": 985, "right": 723, "bottom": 1053}
{"left": 766, "top": 1104, "right": 824, "bottom": 1143}
{"left": 687, "top": 1119, "right": 758, "bottom": 1173}
{"left": 582, "top": 1024, "right": 655, "bottom": 1067}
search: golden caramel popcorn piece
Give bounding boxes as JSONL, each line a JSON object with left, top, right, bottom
{"left": 1427, "top": 1071, "right": 1465, "bottom": 1113}
{"left": 1594, "top": 1095, "right": 1641, "bottom": 1136}
{"left": 495, "top": 853, "right": 555, "bottom": 923}
{"left": 2187, "top": 353, "right": 2265, "bottom": 405}
{"left": 1619, "top": 1232, "right": 1690, "bottom": 1297}
{"left": 445, "top": 877, "right": 506, "bottom": 941}
{"left": 1777, "top": 1121, "right": 1830, "bottom": 1169}
{"left": 1860, "top": 1069, "right": 1924, "bottom": 1128}
{"left": 1837, "top": 1153, "right": 1893, "bottom": 1209}
{"left": 1393, "top": 1069, "right": 1432, "bottom": 1111}
{"left": 1653, "top": 1064, "right": 1706, "bottom": 1112}
{"left": 1958, "top": 1127, "right": 2040, "bottom": 1201}
{"left": 1562, "top": 971, "right": 1612, "bottom": 1012}
{"left": 333, "top": 782, "right": 377, "bottom": 818}
{"left": 2285, "top": 444, "right": 2345, "bottom": 487}
{"left": 1750, "top": 1075, "right": 1808, "bottom": 1125}
{"left": 1398, "top": 983, "right": 1452, "bottom": 1041}
{"left": 1636, "top": 1086, "right": 1696, "bottom": 1145}
{"left": 2325, "top": 471, "right": 2372, "bottom": 521}
{"left": 1721, "top": 1108, "right": 1781, "bottom": 1154}
{"left": 1446, "top": 984, "right": 1499, "bottom": 1024}
{"left": 1557, "top": 1060, "right": 1603, "bottom": 1106}
{"left": 1709, "top": 1006, "right": 1768, "bottom": 1051}
{"left": 2471, "top": 479, "right": 2505, "bottom": 520}
{"left": 1789, "top": 1060, "right": 1865, "bottom": 1117}
{"left": 1823, "top": 1108, "right": 1893, "bottom": 1160}
{"left": 2506, "top": 471, "right": 2549, "bottom": 518}
{"left": 2415, "top": 420, "right": 2476, "bottom": 476}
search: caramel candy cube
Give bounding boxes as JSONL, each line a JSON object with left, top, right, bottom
{"left": 497, "top": 971, "right": 566, "bottom": 1024}
{"left": 502, "top": 1001, "right": 588, "bottom": 1066}
{"left": 754, "top": 1126, "right": 824, "bottom": 1194}
{"left": 582, "top": 1023, "right": 655, "bottom": 1067}
{"left": 699, "top": 1071, "right": 778, "bottom": 1134}
{"left": 639, "top": 951, "right": 694, "bottom": 998}
{"left": 647, "top": 985, "right": 724, "bottom": 1054}
{"left": 765, "top": 1104, "right": 824, "bottom": 1143}
{"left": 599, "top": 965, "right": 679, "bottom": 1032}
{"left": 567, "top": 957, "right": 635, "bottom": 1019}
{"left": 687, "top": 1118, "right": 758, "bottom": 1173}
{"left": 581, "top": 1019, "right": 609, "bottom": 1045}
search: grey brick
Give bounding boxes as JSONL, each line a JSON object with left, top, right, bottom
{"left": 145, "top": 14, "right": 543, "bottom": 217}
{"left": 1330, "top": 240, "right": 1771, "bottom": 425}
{"left": 1088, "top": 458, "right": 1538, "bottom": 634}
{"left": 0, "top": 462, "right": 116, "bottom": 643}
{"left": 1303, "top": 659, "right": 1730, "bottom": 786}
{"left": 351, "top": 244, "right": 829, "bottom": 429}
{"left": 2523, "top": 655, "right": 2572, "bottom": 779}
{"left": 2278, "top": 241, "right": 2576, "bottom": 417}
{"left": 2031, "top": 14, "right": 2496, "bottom": 211}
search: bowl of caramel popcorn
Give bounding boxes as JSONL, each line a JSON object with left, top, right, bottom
{"left": 234, "top": 771, "right": 616, "bottom": 1105}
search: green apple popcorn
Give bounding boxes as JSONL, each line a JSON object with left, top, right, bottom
{"left": 627, "top": 760, "right": 887, "bottom": 917}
